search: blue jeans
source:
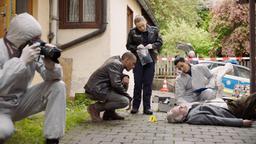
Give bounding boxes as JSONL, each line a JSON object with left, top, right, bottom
{"left": 132, "top": 61, "right": 155, "bottom": 110}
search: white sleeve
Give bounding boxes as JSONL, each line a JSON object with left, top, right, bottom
{"left": 0, "top": 58, "right": 27, "bottom": 94}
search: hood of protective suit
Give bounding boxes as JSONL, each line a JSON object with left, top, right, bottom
{"left": 224, "top": 63, "right": 234, "bottom": 74}
{"left": 6, "top": 13, "right": 42, "bottom": 49}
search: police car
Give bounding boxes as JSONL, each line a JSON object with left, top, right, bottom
{"left": 200, "top": 61, "right": 250, "bottom": 96}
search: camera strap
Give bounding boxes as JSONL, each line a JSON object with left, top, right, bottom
{"left": 3, "top": 35, "right": 21, "bottom": 58}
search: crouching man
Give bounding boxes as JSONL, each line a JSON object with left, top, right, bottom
{"left": 0, "top": 13, "right": 66, "bottom": 144}
{"left": 84, "top": 52, "right": 136, "bottom": 122}
{"left": 166, "top": 95, "right": 256, "bottom": 127}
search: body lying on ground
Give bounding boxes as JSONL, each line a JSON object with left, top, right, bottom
{"left": 166, "top": 95, "right": 256, "bottom": 127}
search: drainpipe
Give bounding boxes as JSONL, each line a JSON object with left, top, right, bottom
{"left": 48, "top": 0, "right": 58, "bottom": 44}
{"left": 59, "top": 0, "right": 107, "bottom": 50}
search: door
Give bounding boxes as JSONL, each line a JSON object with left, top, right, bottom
{"left": 0, "top": 0, "right": 6, "bottom": 37}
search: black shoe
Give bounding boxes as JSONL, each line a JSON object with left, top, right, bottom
{"left": 46, "top": 139, "right": 59, "bottom": 144}
{"left": 130, "top": 109, "right": 138, "bottom": 114}
{"left": 143, "top": 109, "right": 153, "bottom": 115}
{"left": 103, "top": 111, "right": 124, "bottom": 120}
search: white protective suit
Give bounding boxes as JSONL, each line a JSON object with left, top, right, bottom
{"left": 207, "top": 63, "right": 234, "bottom": 97}
{"left": 0, "top": 13, "right": 66, "bottom": 140}
{"left": 175, "top": 64, "right": 215, "bottom": 103}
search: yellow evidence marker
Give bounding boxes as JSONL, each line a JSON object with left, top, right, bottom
{"left": 149, "top": 115, "right": 157, "bottom": 123}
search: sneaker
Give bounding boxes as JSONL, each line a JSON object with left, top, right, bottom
{"left": 103, "top": 110, "right": 124, "bottom": 120}
{"left": 143, "top": 109, "right": 153, "bottom": 115}
{"left": 87, "top": 104, "right": 102, "bottom": 122}
{"left": 130, "top": 109, "right": 138, "bottom": 114}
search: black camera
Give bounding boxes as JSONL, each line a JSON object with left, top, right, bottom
{"left": 28, "top": 40, "right": 62, "bottom": 63}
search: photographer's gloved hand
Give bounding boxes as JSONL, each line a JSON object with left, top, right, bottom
{"left": 44, "top": 57, "right": 55, "bottom": 70}
{"left": 145, "top": 44, "right": 153, "bottom": 49}
{"left": 20, "top": 43, "right": 41, "bottom": 65}
{"left": 43, "top": 43, "right": 57, "bottom": 70}
{"left": 137, "top": 44, "right": 145, "bottom": 49}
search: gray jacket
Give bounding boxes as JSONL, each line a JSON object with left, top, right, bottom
{"left": 185, "top": 104, "right": 243, "bottom": 127}
{"left": 84, "top": 56, "right": 130, "bottom": 100}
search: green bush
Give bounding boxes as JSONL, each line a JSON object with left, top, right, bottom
{"left": 6, "top": 94, "right": 91, "bottom": 144}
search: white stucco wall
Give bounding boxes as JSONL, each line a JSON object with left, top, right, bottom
{"left": 108, "top": 0, "right": 142, "bottom": 95}
{"left": 34, "top": 0, "right": 144, "bottom": 97}
{"left": 61, "top": 28, "right": 111, "bottom": 96}
{"left": 109, "top": 0, "right": 141, "bottom": 56}
{"left": 33, "top": 0, "right": 49, "bottom": 42}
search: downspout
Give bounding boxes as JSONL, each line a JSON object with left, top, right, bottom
{"left": 48, "top": 0, "right": 58, "bottom": 44}
{"left": 59, "top": 0, "right": 107, "bottom": 50}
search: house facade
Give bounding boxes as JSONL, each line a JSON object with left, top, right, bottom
{"left": 0, "top": 0, "right": 157, "bottom": 97}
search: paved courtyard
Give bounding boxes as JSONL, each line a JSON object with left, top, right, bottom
{"left": 61, "top": 109, "right": 256, "bottom": 144}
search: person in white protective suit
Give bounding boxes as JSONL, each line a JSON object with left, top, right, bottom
{"left": 174, "top": 56, "right": 215, "bottom": 103}
{"left": 207, "top": 63, "right": 234, "bottom": 98}
{"left": 0, "top": 13, "right": 66, "bottom": 144}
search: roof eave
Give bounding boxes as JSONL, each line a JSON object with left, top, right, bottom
{"left": 137, "top": 0, "right": 158, "bottom": 26}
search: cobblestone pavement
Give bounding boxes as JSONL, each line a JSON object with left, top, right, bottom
{"left": 60, "top": 110, "right": 256, "bottom": 144}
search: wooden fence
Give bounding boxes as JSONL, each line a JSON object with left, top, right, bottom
{"left": 154, "top": 58, "right": 250, "bottom": 79}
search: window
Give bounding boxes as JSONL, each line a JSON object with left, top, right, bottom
{"left": 59, "top": 0, "right": 103, "bottom": 29}
{"left": 237, "top": 67, "right": 250, "bottom": 79}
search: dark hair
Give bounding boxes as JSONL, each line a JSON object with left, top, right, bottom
{"left": 174, "top": 56, "right": 185, "bottom": 66}
{"left": 121, "top": 52, "right": 136, "bottom": 61}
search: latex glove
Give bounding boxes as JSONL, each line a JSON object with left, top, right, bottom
{"left": 137, "top": 44, "right": 144, "bottom": 49}
{"left": 44, "top": 57, "right": 55, "bottom": 70}
{"left": 20, "top": 43, "right": 41, "bottom": 65}
{"left": 43, "top": 43, "right": 57, "bottom": 70}
{"left": 145, "top": 44, "right": 153, "bottom": 49}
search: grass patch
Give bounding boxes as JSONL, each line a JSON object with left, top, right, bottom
{"left": 6, "top": 93, "right": 92, "bottom": 144}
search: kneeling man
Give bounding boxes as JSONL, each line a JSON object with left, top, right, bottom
{"left": 84, "top": 52, "right": 136, "bottom": 122}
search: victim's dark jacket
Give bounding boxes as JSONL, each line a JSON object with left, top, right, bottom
{"left": 84, "top": 56, "right": 130, "bottom": 100}
{"left": 185, "top": 104, "right": 243, "bottom": 127}
{"left": 126, "top": 25, "right": 163, "bottom": 61}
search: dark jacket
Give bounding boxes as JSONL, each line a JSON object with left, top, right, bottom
{"left": 126, "top": 25, "right": 163, "bottom": 61}
{"left": 185, "top": 104, "right": 243, "bottom": 127}
{"left": 84, "top": 56, "right": 130, "bottom": 100}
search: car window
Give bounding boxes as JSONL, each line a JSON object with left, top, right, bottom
{"left": 212, "top": 63, "right": 223, "bottom": 69}
{"left": 199, "top": 62, "right": 211, "bottom": 69}
{"left": 236, "top": 67, "right": 250, "bottom": 79}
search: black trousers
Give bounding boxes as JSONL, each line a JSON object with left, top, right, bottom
{"left": 132, "top": 61, "right": 155, "bottom": 110}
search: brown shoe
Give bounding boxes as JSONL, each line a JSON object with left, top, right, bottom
{"left": 87, "top": 104, "right": 102, "bottom": 122}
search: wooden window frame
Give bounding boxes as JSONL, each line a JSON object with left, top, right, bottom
{"left": 59, "top": 0, "right": 102, "bottom": 29}
{"left": 127, "top": 6, "right": 133, "bottom": 34}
